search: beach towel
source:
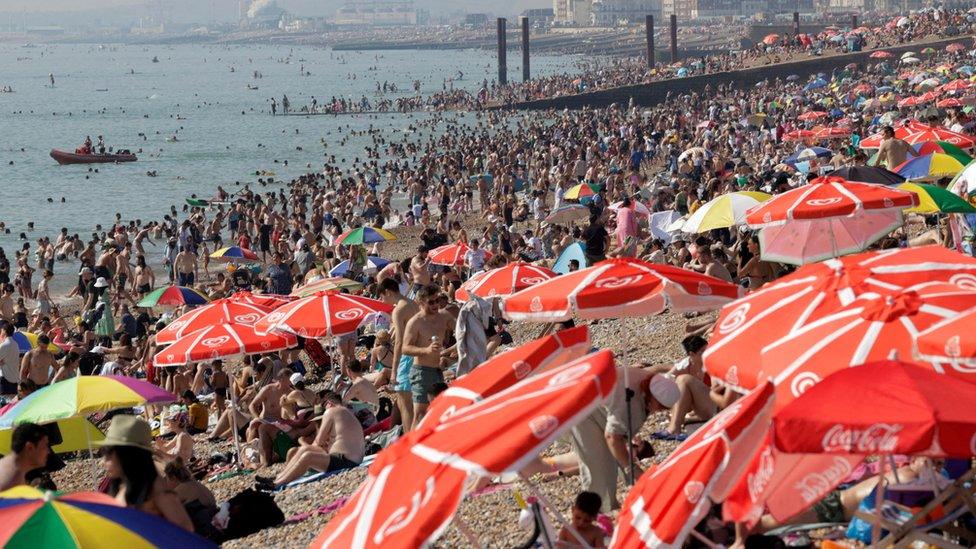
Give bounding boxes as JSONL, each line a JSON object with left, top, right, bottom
{"left": 456, "top": 295, "right": 491, "bottom": 377}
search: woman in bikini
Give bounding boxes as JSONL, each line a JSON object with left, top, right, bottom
{"left": 366, "top": 329, "right": 393, "bottom": 388}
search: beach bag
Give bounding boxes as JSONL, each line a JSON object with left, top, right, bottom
{"left": 220, "top": 488, "right": 284, "bottom": 541}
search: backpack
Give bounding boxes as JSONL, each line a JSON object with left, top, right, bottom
{"left": 219, "top": 489, "right": 284, "bottom": 542}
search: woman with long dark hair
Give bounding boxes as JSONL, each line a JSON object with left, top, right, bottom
{"left": 98, "top": 415, "right": 194, "bottom": 531}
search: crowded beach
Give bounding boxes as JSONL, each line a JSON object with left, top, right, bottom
{"left": 3, "top": 6, "right": 976, "bottom": 549}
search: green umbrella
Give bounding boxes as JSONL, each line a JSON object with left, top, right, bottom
{"left": 898, "top": 182, "right": 976, "bottom": 213}
{"left": 914, "top": 141, "right": 973, "bottom": 166}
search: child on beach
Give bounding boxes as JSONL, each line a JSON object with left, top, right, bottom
{"left": 558, "top": 491, "right": 606, "bottom": 548}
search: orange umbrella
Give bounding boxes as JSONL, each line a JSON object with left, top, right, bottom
{"left": 611, "top": 382, "right": 774, "bottom": 548}
{"left": 154, "top": 321, "right": 297, "bottom": 366}
{"left": 940, "top": 78, "right": 973, "bottom": 92}
{"left": 902, "top": 126, "right": 976, "bottom": 149}
{"left": 797, "top": 111, "right": 828, "bottom": 121}
{"left": 812, "top": 126, "right": 852, "bottom": 139}
{"left": 454, "top": 262, "right": 555, "bottom": 302}
{"left": 253, "top": 291, "right": 392, "bottom": 338}
{"left": 419, "top": 325, "right": 591, "bottom": 428}
{"left": 155, "top": 296, "right": 280, "bottom": 345}
{"left": 859, "top": 120, "right": 931, "bottom": 148}
{"left": 869, "top": 50, "right": 893, "bottom": 58}
{"left": 762, "top": 33, "right": 779, "bottom": 45}
{"left": 311, "top": 452, "right": 467, "bottom": 549}
{"left": 502, "top": 258, "right": 741, "bottom": 322}
{"left": 915, "top": 305, "right": 976, "bottom": 366}
{"left": 782, "top": 129, "right": 815, "bottom": 141}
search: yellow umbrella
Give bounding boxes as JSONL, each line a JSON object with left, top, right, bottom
{"left": 680, "top": 191, "right": 772, "bottom": 233}
{"left": 0, "top": 416, "right": 104, "bottom": 454}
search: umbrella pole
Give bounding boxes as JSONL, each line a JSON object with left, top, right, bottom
{"left": 229, "top": 381, "right": 243, "bottom": 469}
{"left": 453, "top": 517, "right": 484, "bottom": 549}
{"left": 519, "top": 473, "right": 593, "bottom": 549}
{"left": 622, "top": 341, "right": 636, "bottom": 486}
{"left": 873, "top": 456, "right": 886, "bottom": 546}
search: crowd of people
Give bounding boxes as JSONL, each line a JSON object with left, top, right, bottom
{"left": 0, "top": 7, "right": 974, "bottom": 547}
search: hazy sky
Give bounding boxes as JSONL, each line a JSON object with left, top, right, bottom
{"left": 4, "top": 0, "right": 548, "bottom": 16}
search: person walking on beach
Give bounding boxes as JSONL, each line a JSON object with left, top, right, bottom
{"left": 401, "top": 285, "right": 453, "bottom": 430}
{"left": 270, "top": 97, "right": 277, "bottom": 116}
{"left": 378, "top": 278, "right": 418, "bottom": 431}
{"left": 174, "top": 247, "right": 198, "bottom": 287}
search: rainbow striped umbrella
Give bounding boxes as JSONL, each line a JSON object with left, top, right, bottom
{"left": 136, "top": 285, "right": 209, "bottom": 308}
{"left": 564, "top": 182, "right": 601, "bottom": 201}
{"left": 894, "top": 153, "right": 967, "bottom": 181}
{"left": 209, "top": 246, "right": 259, "bottom": 262}
{"left": 0, "top": 376, "right": 175, "bottom": 427}
{"left": 335, "top": 227, "right": 396, "bottom": 246}
{"left": 0, "top": 487, "right": 215, "bottom": 548}
{"left": 0, "top": 417, "right": 104, "bottom": 455}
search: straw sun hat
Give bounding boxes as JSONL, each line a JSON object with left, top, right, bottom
{"left": 95, "top": 415, "right": 153, "bottom": 452}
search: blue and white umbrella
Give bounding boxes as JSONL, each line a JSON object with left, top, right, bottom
{"left": 785, "top": 146, "right": 832, "bottom": 164}
{"left": 329, "top": 256, "right": 392, "bottom": 277}
{"left": 804, "top": 78, "right": 828, "bottom": 91}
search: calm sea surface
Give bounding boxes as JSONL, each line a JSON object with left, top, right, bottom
{"left": 0, "top": 43, "right": 577, "bottom": 285}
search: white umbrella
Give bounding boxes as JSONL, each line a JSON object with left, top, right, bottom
{"left": 902, "top": 57, "right": 921, "bottom": 64}
{"left": 649, "top": 210, "right": 683, "bottom": 244}
{"left": 901, "top": 51, "right": 917, "bottom": 59}
{"left": 678, "top": 146, "right": 711, "bottom": 163}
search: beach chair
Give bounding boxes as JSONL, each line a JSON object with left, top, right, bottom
{"left": 851, "top": 467, "right": 976, "bottom": 549}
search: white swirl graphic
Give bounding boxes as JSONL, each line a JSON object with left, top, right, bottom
{"left": 234, "top": 313, "right": 262, "bottom": 324}
{"left": 595, "top": 275, "right": 643, "bottom": 289}
{"left": 697, "top": 281, "right": 713, "bottom": 296}
{"left": 945, "top": 335, "right": 962, "bottom": 358}
{"left": 725, "top": 365, "right": 740, "bottom": 386}
{"left": 529, "top": 296, "right": 544, "bottom": 313}
{"left": 519, "top": 276, "right": 546, "bottom": 285}
{"left": 949, "top": 273, "right": 976, "bottom": 290}
{"left": 790, "top": 371, "right": 821, "bottom": 397}
{"left": 201, "top": 336, "right": 231, "bottom": 348}
{"left": 806, "top": 197, "right": 843, "bottom": 207}
{"left": 718, "top": 303, "right": 750, "bottom": 335}
{"left": 335, "top": 308, "right": 364, "bottom": 321}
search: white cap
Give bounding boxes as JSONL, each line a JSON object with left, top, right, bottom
{"left": 289, "top": 372, "right": 304, "bottom": 385}
{"left": 94, "top": 277, "right": 110, "bottom": 288}
{"left": 648, "top": 375, "right": 680, "bottom": 408}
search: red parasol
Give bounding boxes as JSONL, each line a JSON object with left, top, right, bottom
{"left": 611, "top": 382, "right": 774, "bottom": 548}
{"left": 759, "top": 282, "right": 976, "bottom": 407}
{"left": 914, "top": 305, "right": 976, "bottom": 366}
{"left": 155, "top": 296, "right": 279, "bottom": 345}
{"left": 153, "top": 322, "right": 297, "bottom": 366}
{"left": 311, "top": 452, "right": 468, "bottom": 548}
{"left": 419, "top": 325, "right": 591, "bottom": 428}
{"left": 797, "top": 111, "right": 828, "bottom": 121}
{"left": 782, "top": 129, "right": 815, "bottom": 142}
{"left": 409, "top": 349, "right": 617, "bottom": 476}
{"left": 859, "top": 121, "right": 933, "bottom": 148}
{"left": 902, "top": 127, "right": 976, "bottom": 149}
{"left": 454, "top": 262, "right": 556, "bottom": 302}
{"left": 704, "top": 246, "right": 976, "bottom": 392}
{"left": 774, "top": 360, "right": 976, "bottom": 457}
{"left": 428, "top": 241, "right": 493, "bottom": 267}
{"left": 253, "top": 291, "right": 392, "bottom": 338}
{"left": 502, "top": 258, "right": 741, "bottom": 322}
{"left": 744, "top": 175, "right": 918, "bottom": 226}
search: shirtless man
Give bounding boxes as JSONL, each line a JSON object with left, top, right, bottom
{"left": 94, "top": 245, "right": 117, "bottom": 282}
{"left": 134, "top": 225, "right": 155, "bottom": 256}
{"left": 0, "top": 423, "right": 49, "bottom": 491}
{"left": 133, "top": 255, "right": 155, "bottom": 296}
{"left": 249, "top": 368, "right": 293, "bottom": 466}
{"left": 408, "top": 246, "right": 431, "bottom": 296}
{"left": 872, "top": 125, "right": 918, "bottom": 169}
{"left": 0, "top": 285, "right": 13, "bottom": 323}
{"left": 378, "top": 278, "right": 419, "bottom": 431}
{"left": 261, "top": 390, "right": 364, "bottom": 489}
{"left": 20, "top": 335, "right": 57, "bottom": 387}
{"left": 401, "top": 285, "right": 453, "bottom": 429}
{"left": 174, "top": 247, "right": 198, "bottom": 287}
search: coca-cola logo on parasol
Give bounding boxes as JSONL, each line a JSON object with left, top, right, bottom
{"left": 595, "top": 275, "right": 642, "bottom": 289}
{"left": 945, "top": 335, "right": 962, "bottom": 358}
{"left": 718, "top": 303, "right": 750, "bottom": 335}
{"left": 747, "top": 446, "right": 775, "bottom": 503}
{"left": 789, "top": 371, "right": 821, "bottom": 398}
{"left": 335, "top": 308, "right": 364, "bottom": 321}
{"left": 373, "top": 475, "right": 436, "bottom": 544}
{"left": 234, "top": 313, "right": 262, "bottom": 324}
{"left": 512, "top": 360, "right": 531, "bottom": 380}
{"left": 796, "top": 456, "right": 853, "bottom": 503}
{"left": 806, "top": 197, "right": 843, "bottom": 207}
{"left": 528, "top": 415, "right": 559, "bottom": 440}
{"left": 821, "top": 423, "right": 902, "bottom": 453}
{"left": 683, "top": 481, "right": 705, "bottom": 504}
{"left": 201, "top": 336, "right": 231, "bottom": 348}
